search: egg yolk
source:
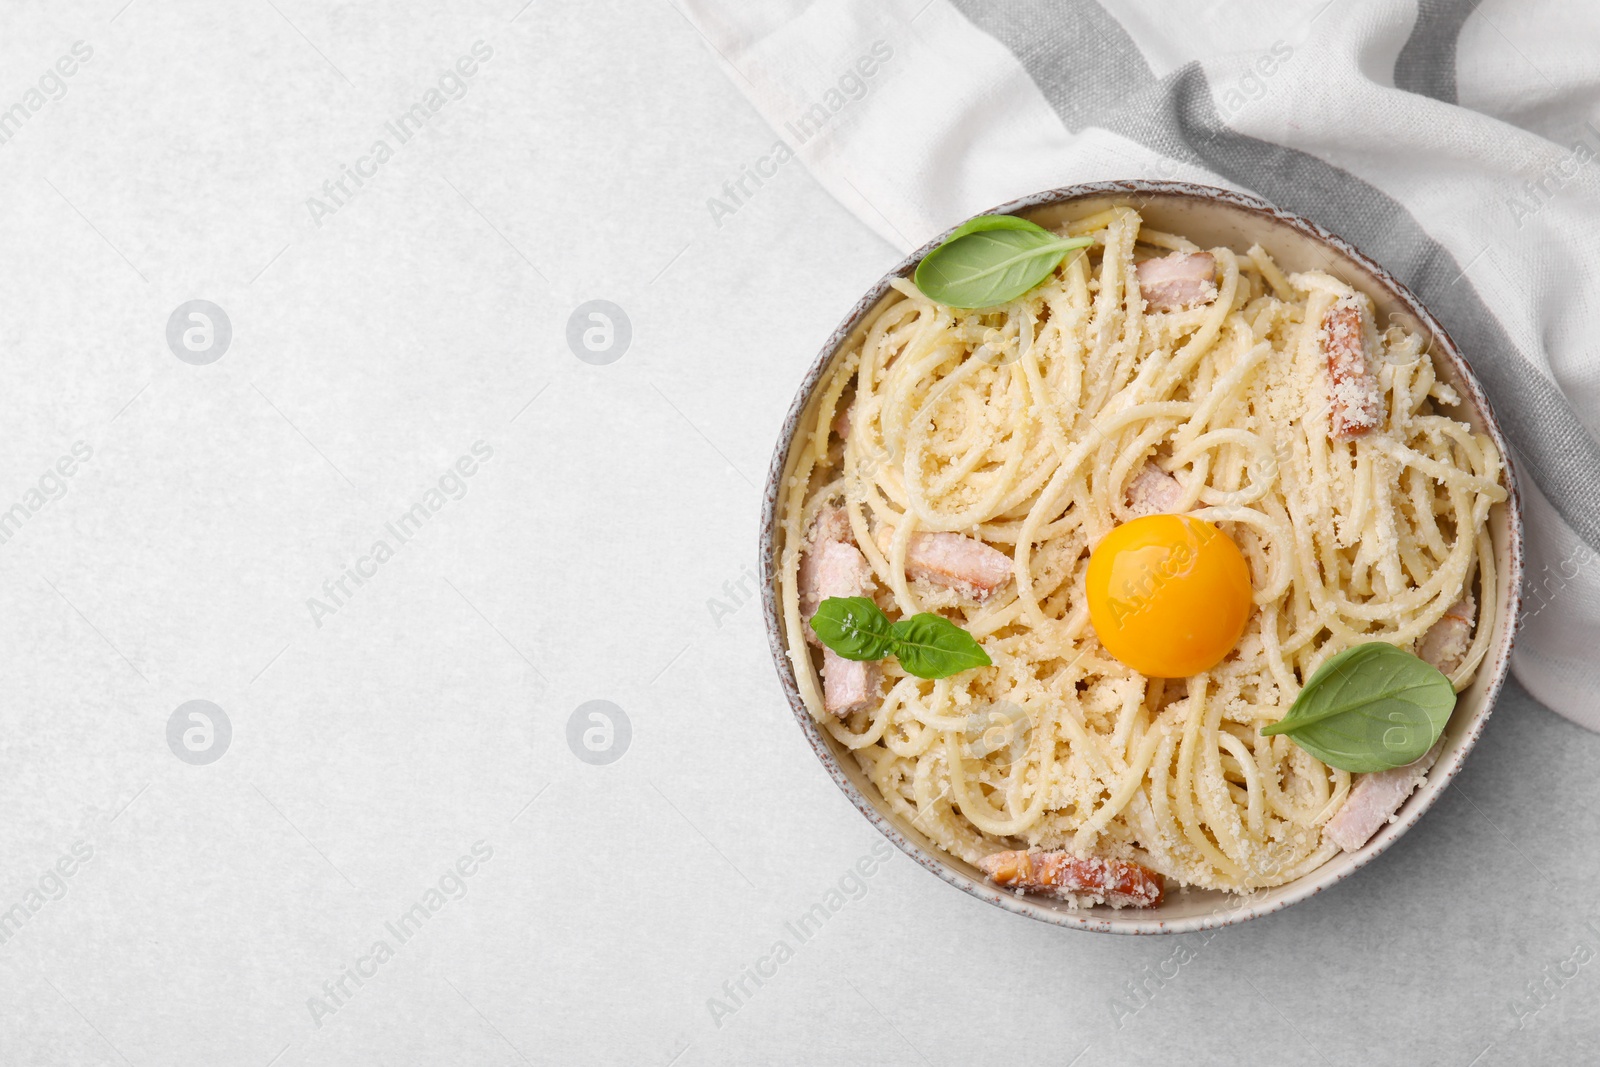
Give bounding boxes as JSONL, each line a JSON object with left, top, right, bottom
{"left": 1086, "top": 514, "right": 1253, "bottom": 678}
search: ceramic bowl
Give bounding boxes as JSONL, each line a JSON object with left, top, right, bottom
{"left": 759, "top": 181, "right": 1523, "bottom": 934}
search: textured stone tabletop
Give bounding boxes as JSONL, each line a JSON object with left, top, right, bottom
{"left": 0, "top": 2, "right": 1594, "bottom": 1064}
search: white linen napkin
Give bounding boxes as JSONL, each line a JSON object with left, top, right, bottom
{"left": 680, "top": 0, "right": 1600, "bottom": 728}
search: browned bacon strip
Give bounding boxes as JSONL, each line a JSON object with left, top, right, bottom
{"left": 1323, "top": 740, "right": 1444, "bottom": 852}
{"left": 800, "top": 505, "right": 853, "bottom": 578}
{"left": 798, "top": 506, "right": 879, "bottom": 717}
{"left": 1323, "top": 589, "right": 1470, "bottom": 852}
{"left": 821, "top": 641, "right": 876, "bottom": 716}
{"left": 1135, "top": 251, "right": 1218, "bottom": 312}
{"left": 831, "top": 402, "right": 853, "bottom": 443}
{"left": 877, "top": 528, "right": 1013, "bottom": 602}
{"left": 978, "top": 850, "right": 1165, "bottom": 908}
{"left": 1321, "top": 299, "right": 1384, "bottom": 439}
{"left": 1417, "top": 593, "right": 1475, "bottom": 675}
{"left": 1125, "top": 461, "right": 1184, "bottom": 517}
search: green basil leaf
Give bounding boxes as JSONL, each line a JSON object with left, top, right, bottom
{"left": 914, "top": 215, "right": 1092, "bottom": 309}
{"left": 810, "top": 598, "right": 991, "bottom": 681}
{"left": 810, "top": 597, "right": 895, "bottom": 661}
{"left": 1259, "top": 643, "right": 1456, "bottom": 773}
{"left": 940, "top": 213, "right": 1042, "bottom": 242}
{"left": 887, "top": 614, "right": 993, "bottom": 679}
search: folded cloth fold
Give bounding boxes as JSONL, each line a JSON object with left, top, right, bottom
{"left": 680, "top": 0, "right": 1600, "bottom": 729}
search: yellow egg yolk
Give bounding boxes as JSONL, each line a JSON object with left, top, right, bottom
{"left": 1086, "top": 514, "right": 1253, "bottom": 678}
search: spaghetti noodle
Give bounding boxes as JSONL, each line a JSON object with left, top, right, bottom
{"left": 777, "top": 205, "right": 1506, "bottom": 897}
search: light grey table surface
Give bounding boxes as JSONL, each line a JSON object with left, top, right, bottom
{"left": 0, "top": 2, "right": 1594, "bottom": 1065}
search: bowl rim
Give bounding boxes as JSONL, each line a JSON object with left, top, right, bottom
{"left": 758, "top": 179, "right": 1525, "bottom": 935}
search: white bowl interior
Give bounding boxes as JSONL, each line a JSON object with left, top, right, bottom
{"left": 769, "top": 185, "right": 1522, "bottom": 933}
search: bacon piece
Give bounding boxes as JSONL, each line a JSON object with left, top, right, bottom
{"left": 1323, "top": 740, "right": 1445, "bottom": 852}
{"left": 876, "top": 528, "right": 1013, "bottom": 602}
{"left": 802, "top": 505, "right": 853, "bottom": 563}
{"left": 1320, "top": 299, "right": 1384, "bottom": 439}
{"left": 831, "top": 402, "right": 853, "bottom": 443}
{"left": 797, "top": 506, "right": 879, "bottom": 717}
{"left": 978, "top": 850, "right": 1165, "bottom": 908}
{"left": 822, "top": 653, "right": 876, "bottom": 718}
{"left": 1417, "top": 593, "right": 1475, "bottom": 675}
{"left": 799, "top": 538, "right": 872, "bottom": 622}
{"left": 1135, "top": 251, "right": 1218, "bottom": 312}
{"left": 1125, "top": 461, "right": 1184, "bottom": 517}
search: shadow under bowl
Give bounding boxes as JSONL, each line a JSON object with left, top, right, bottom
{"left": 759, "top": 180, "right": 1524, "bottom": 934}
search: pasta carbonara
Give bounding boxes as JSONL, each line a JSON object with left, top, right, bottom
{"left": 777, "top": 204, "right": 1506, "bottom": 902}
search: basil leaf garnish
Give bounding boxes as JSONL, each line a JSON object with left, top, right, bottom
{"left": 913, "top": 214, "right": 1092, "bottom": 309}
{"left": 1259, "top": 643, "right": 1456, "bottom": 773}
{"left": 809, "top": 597, "right": 991, "bottom": 680}
{"left": 888, "top": 614, "right": 993, "bottom": 679}
{"left": 939, "top": 213, "right": 1041, "bottom": 242}
{"left": 809, "top": 597, "right": 894, "bottom": 661}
